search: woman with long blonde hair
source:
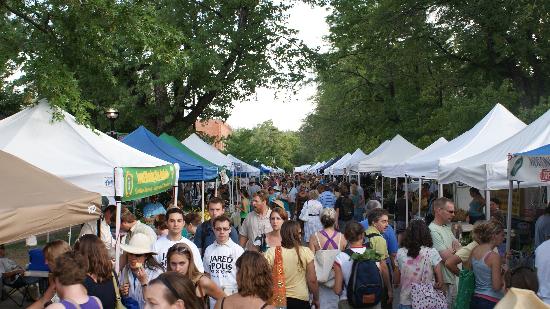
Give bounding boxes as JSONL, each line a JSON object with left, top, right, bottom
{"left": 167, "top": 243, "right": 225, "bottom": 308}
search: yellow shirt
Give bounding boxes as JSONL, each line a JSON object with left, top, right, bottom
{"left": 455, "top": 241, "right": 499, "bottom": 270}
{"left": 365, "top": 226, "right": 389, "bottom": 261}
{"left": 264, "top": 246, "right": 314, "bottom": 301}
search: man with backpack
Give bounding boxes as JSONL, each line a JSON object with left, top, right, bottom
{"left": 335, "top": 185, "right": 355, "bottom": 232}
{"left": 333, "top": 221, "right": 386, "bottom": 309}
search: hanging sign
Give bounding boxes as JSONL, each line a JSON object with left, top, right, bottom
{"left": 508, "top": 155, "right": 550, "bottom": 184}
{"left": 122, "top": 164, "right": 176, "bottom": 201}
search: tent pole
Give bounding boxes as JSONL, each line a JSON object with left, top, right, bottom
{"left": 485, "top": 190, "right": 491, "bottom": 221}
{"left": 68, "top": 225, "right": 72, "bottom": 245}
{"left": 173, "top": 184, "right": 178, "bottom": 209}
{"left": 439, "top": 183, "right": 443, "bottom": 198}
{"left": 395, "top": 178, "right": 398, "bottom": 203}
{"left": 215, "top": 178, "right": 218, "bottom": 197}
{"left": 381, "top": 176, "right": 384, "bottom": 207}
{"left": 405, "top": 176, "right": 409, "bottom": 227}
{"left": 506, "top": 180, "right": 513, "bottom": 255}
{"left": 114, "top": 199, "right": 122, "bottom": 273}
{"left": 201, "top": 181, "right": 205, "bottom": 222}
{"left": 418, "top": 178, "right": 422, "bottom": 217}
{"left": 357, "top": 172, "right": 360, "bottom": 186}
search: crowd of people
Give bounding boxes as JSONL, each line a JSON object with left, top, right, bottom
{"left": 2, "top": 174, "right": 550, "bottom": 309}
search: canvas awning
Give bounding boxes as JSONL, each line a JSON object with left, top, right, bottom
{"left": 123, "top": 126, "right": 218, "bottom": 182}
{"left": 0, "top": 150, "right": 102, "bottom": 244}
{"left": 227, "top": 154, "right": 260, "bottom": 176}
{"left": 0, "top": 100, "right": 169, "bottom": 196}
{"left": 441, "top": 107, "right": 550, "bottom": 189}
{"left": 403, "top": 104, "right": 526, "bottom": 179}
{"left": 182, "top": 133, "right": 233, "bottom": 170}
{"left": 356, "top": 135, "right": 421, "bottom": 173}
{"left": 381, "top": 137, "right": 448, "bottom": 178}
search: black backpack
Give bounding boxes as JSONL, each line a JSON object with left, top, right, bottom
{"left": 340, "top": 196, "right": 354, "bottom": 221}
{"left": 344, "top": 247, "right": 384, "bottom": 308}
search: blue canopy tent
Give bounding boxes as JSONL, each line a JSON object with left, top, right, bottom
{"left": 123, "top": 126, "right": 218, "bottom": 182}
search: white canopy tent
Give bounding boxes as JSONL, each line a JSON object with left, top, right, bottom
{"left": 182, "top": 133, "right": 234, "bottom": 170}
{"left": 349, "top": 140, "right": 390, "bottom": 172}
{"left": 310, "top": 161, "right": 326, "bottom": 174}
{"left": 0, "top": 100, "right": 170, "bottom": 196}
{"left": 332, "top": 149, "right": 368, "bottom": 176}
{"left": 227, "top": 154, "right": 260, "bottom": 176}
{"left": 403, "top": 104, "right": 526, "bottom": 179}
{"left": 440, "top": 108, "right": 550, "bottom": 190}
{"left": 325, "top": 153, "right": 351, "bottom": 175}
{"left": 382, "top": 137, "right": 448, "bottom": 178}
{"left": 356, "top": 135, "right": 421, "bottom": 173}
{"left": 0, "top": 100, "right": 175, "bottom": 272}
{"left": 294, "top": 164, "right": 311, "bottom": 173}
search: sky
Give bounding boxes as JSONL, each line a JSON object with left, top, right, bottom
{"left": 226, "top": 3, "right": 331, "bottom": 132}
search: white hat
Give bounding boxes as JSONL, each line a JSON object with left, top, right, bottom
{"left": 495, "top": 288, "right": 550, "bottom": 309}
{"left": 120, "top": 233, "right": 156, "bottom": 255}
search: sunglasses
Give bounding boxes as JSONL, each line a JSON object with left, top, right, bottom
{"left": 168, "top": 244, "right": 190, "bottom": 254}
{"left": 215, "top": 227, "right": 231, "bottom": 232}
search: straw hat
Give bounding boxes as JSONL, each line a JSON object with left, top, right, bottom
{"left": 495, "top": 288, "right": 550, "bottom": 309}
{"left": 120, "top": 233, "right": 157, "bottom": 255}
{"left": 273, "top": 200, "right": 285, "bottom": 209}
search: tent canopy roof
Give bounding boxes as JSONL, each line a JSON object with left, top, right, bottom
{"left": 440, "top": 107, "right": 550, "bottom": 189}
{"left": 0, "top": 150, "right": 101, "bottom": 244}
{"left": 182, "top": 133, "right": 233, "bottom": 169}
{"left": 381, "top": 137, "right": 448, "bottom": 178}
{"left": 404, "top": 104, "right": 526, "bottom": 179}
{"left": 227, "top": 154, "right": 260, "bottom": 176}
{"left": 0, "top": 100, "right": 168, "bottom": 196}
{"left": 356, "top": 135, "right": 421, "bottom": 172}
{"left": 159, "top": 133, "right": 219, "bottom": 168}
{"left": 123, "top": 126, "right": 218, "bottom": 181}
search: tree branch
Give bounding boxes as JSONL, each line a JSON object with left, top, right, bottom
{"left": 1, "top": 0, "right": 51, "bottom": 34}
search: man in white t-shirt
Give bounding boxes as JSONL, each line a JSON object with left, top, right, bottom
{"left": 79, "top": 205, "right": 116, "bottom": 257}
{"left": 333, "top": 221, "right": 382, "bottom": 309}
{"left": 536, "top": 238, "right": 550, "bottom": 304}
{"left": 152, "top": 208, "right": 203, "bottom": 272}
{"left": 204, "top": 215, "right": 244, "bottom": 308}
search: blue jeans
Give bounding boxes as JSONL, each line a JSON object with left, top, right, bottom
{"left": 354, "top": 207, "right": 364, "bottom": 221}
{"left": 470, "top": 295, "right": 497, "bottom": 309}
{"left": 398, "top": 305, "right": 413, "bottom": 309}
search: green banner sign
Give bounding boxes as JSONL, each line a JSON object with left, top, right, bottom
{"left": 122, "top": 164, "right": 176, "bottom": 201}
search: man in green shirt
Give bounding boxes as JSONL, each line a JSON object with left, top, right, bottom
{"left": 366, "top": 208, "right": 392, "bottom": 306}
{"left": 429, "top": 197, "right": 461, "bottom": 307}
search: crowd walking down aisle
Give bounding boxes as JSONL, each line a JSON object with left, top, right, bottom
{"left": 6, "top": 174, "right": 550, "bottom": 309}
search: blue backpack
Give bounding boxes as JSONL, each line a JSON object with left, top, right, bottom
{"left": 345, "top": 237, "right": 384, "bottom": 307}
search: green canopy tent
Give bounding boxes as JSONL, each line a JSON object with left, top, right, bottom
{"left": 159, "top": 133, "right": 219, "bottom": 170}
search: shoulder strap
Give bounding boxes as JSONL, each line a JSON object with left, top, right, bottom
{"left": 111, "top": 272, "right": 121, "bottom": 301}
{"left": 260, "top": 303, "right": 268, "bottom": 309}
{"left": 221, "top": 297, "right": 226, "bottom": 309}
{"left": 344, "top": 248, "right": 354, "bottom": 257}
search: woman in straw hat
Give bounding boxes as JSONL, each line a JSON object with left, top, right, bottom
{"left": 120, "top": 233, "right": 164, "bottom": 309}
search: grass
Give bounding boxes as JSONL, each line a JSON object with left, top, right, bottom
{"left": 4, "top": 226, "right": 81, "bottom": 267}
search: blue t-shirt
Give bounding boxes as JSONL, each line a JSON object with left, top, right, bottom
{"left": 319, "top": 191, "right": 337, "bottom": 208}
{"left": 360, "top": 220, "right": 398, "bottom": 255}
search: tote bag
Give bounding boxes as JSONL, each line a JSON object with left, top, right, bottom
{"left": 453, "top": 269, "right": 475, "bottom": 309}
{"left": 410, "top": 251, "right": 447, "bottom": 309}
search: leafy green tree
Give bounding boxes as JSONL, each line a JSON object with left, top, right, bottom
{"left": 225, "top": 120, "right": 299, "bottom": 171}
{"left": 297, "top": 0, "right": 550, "bottom": 160}
{"left": 0, "top": 1, "right": 314, "bottom": 136}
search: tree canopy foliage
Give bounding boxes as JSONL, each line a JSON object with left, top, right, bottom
{"left": 0, "top": 0, "right": 315, "bottom": 137}
{"left": 224, "top": 120, "right": 299, "bottom": 171}
{"left": 297, "top": 0, "right": 550, "bottom": 163}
